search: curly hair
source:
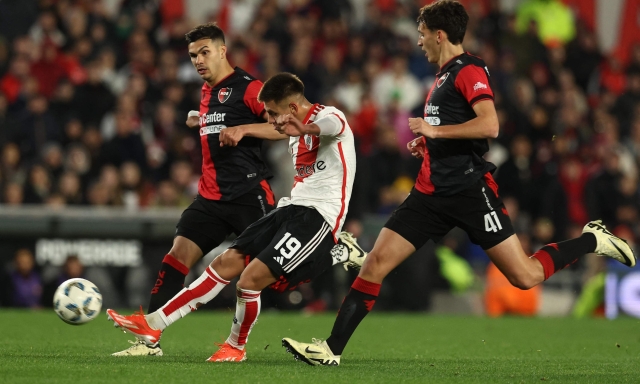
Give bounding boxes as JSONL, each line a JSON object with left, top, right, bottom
{"left": 417, "top": 1, "right": 468, "bottom": 45}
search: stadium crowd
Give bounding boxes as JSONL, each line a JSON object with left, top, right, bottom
{"left": 1, "top": 0, "right": 640, "bottom": 311}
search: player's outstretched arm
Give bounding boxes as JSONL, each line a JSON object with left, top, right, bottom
{"left": 408, "top": 100, "right": 499, "bottom": 139}
{"left": 274, "top": 114, "right": 321, "bottom": 137}
{"left": 219, "top": 123, "right": 288, "bottom": 147}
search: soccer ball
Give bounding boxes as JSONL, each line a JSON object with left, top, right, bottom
{"left": 53, "top": 278, "right": 103, "bottom": 325}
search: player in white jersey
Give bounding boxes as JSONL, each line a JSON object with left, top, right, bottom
{"left": 106, "top": 73, "right": 364, "bottom": 362}
{"left": 277, "top": 102, "right": 356, "bottom": 240}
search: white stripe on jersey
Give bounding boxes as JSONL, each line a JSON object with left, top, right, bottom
{"left": 277, "top": 104, "right": 356, "bottom": 237}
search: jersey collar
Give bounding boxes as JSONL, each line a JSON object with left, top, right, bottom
{"left": 302, "top": 103, "right": 321, "bottom": 124}
{"left": 203, "top": 67, "right": 238, "bottom": 90}
{"left": 438, "top": 52, "right": 468, "bottom": 75}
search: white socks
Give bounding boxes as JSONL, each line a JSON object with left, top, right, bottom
{"left": 226, "top": 287, "right": 261, "bottom": 350}
{"left": 146, "top": 266, "right": 229, "bottom": 330}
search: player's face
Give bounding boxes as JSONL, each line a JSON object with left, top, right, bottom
{"left": 188, "top": 39, "right": 226, "bottom": 82}
{"left": 264, "top": 100, "right": 298, "bottom": 128}
{"left": 417, "top": 23, "right": 439, "bottom": 64}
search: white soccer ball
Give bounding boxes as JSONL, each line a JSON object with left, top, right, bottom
{"left": 53, "top": 278, "right": 103, "bottom": 325}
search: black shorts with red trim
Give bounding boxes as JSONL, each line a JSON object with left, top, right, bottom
{"left": 230, "top": 205, "right": 338, "bottom": 292}
{"left": 175, "top": 181, "right": 276, "bottom": 255}
{"left": 384, "top": 173, "right": 514, "bottom": 250}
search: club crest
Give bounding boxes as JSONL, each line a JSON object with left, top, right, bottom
{"left": 304, "top": 134, "right": 313, "bottom": 150}
{"left": 437, "top": 72, "right": 450, "bottom": 88}
{"left": 218, "top": 88, "right": 232, "bottom": 103}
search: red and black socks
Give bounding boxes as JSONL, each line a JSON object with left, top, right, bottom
{"left": 148, "top": 255, "right": 190, "bottom": 313}
{"left": 531, "top": 233, "right": 597, "bottom": 280}
{"left": 326, "top": 277, "right": 381, "bottom": 356}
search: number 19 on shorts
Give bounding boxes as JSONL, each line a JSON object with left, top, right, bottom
{"left": 484, "top": 211, "right": 502, "bottom": 233}
{"left": 273, "top": 232, "right": 301, "bottom": 264}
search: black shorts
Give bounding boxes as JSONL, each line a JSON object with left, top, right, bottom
{"left": 384, "top": 173, "right": 514, "bottom": 250}
{"left": 175, "top": 183, "right": 276, "bottom": 255}
{"left": 230, "top": 205, "right": 337, "bottom": 292}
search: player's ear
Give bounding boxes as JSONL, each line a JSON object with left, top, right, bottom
{"left": 219, "top": 44, "right": 226, "bottom": 59}
{"left": 288, "top": 102, "right": 298, "bottom": 115}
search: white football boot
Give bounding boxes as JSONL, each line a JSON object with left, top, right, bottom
{"left": 282, "top": 338, "right": 340, "bottom": 366}
{"left": 583, "top": 220, "right": 636, "bottom": 267}
{"left": 111, "top": 339, "right": 163, "bottom": 356}
{"left": 337, "top": 232, "right": 367, "bottom": 271}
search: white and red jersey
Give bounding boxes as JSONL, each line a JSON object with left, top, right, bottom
{"left": 277, "top": 104, "right": 356, "bottom": 239}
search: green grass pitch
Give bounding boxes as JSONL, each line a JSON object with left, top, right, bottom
{"left": 0, "top": 310, "right": 637, "bottom": 383}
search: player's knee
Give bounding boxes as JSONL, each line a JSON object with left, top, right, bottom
{"left": 506, "top": 272, "right": 538, "bottom": 290}
{"left": 359, "top": 251, "right": 387, "bottom": 280}
{"left": 236, "top": 275, "right": 260, "bottom": 291}
{"left": 168, "top": 247, "right": 197, "bottom": 268}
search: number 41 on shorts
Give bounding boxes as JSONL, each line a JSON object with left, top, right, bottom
{"left": 484, "top": 211, "right": 502, "bottom": 233}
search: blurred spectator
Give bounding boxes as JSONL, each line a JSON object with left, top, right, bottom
{"left": 8, "top": 248, "right": 42, "bottom": 308}
{"left": 100, "top": 111, "right": 147, "bottom": 171}
{"left": 57, "top": 171, "right": 83, "bottom": 205}
{"left": 10, "top": 95, "right": 61, "bottom": 161}
{"left": 371, "top": 56, "right": 423, "bottom": 114}
{"left": 3, "top": 181, "right": 24, "bottom": 206}
{"left": 23, "top": 164, "right": 52, "bottom": 204}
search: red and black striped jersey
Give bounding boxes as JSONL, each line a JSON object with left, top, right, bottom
{"left": 197, "top": 67, "right": 272, "bottom": 201}
{"left": 415, "top": 52, "right": 497, "bottom": 196}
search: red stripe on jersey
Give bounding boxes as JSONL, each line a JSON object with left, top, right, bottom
{"left": 243, "top": 79, "right": 265, "bottom": 117}
{"left": 454, "top": 65, "right": 494, "bottom": 106}
{"left": 332, "top": 141, "right": 348, "bottom": 239}
{"left": 483, "top": 172, "right": 499, "bottom": 197}
{"left": 293, "top": 104, "right": 323, "bottom": 184}
{"left": 331, "top": 113, "right": 346, "bottom": 135}
{"left": 259, "top": 179, "right": 275, "bottom": 205}
{"left": 415, "top": 139, "right": 434, "bottom": 195}
{"left": 415, "top": 79, "right": 438, "bottom": 195}
{"left": 293, "top": 134, "right": 320, "bottom": 183}
{"left": 198, "top": 87, "right": 222, "bottom": 200}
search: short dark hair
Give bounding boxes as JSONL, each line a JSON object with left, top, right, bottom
{"left": 417, "top": 1, "right": 468, "bottom": 45}
{"left": 258, "top": 73, "right": 305, "bottom": 104}
{"left": 185, "top": 23, "right": 225, "bottom": 44}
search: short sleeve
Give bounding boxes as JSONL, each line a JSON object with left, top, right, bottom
{"left": 454, "top": 65, "right": 494, "bottom": 107}
{"left": 314, "top": 113, "right": 346, "bottom": 137}
{"left": 243, "top": 79, "right": 266, "bottom": 117}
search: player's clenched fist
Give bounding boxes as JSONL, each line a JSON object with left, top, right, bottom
{"left": 407, "top": 137, "right": 425, "bottom": 159}
{"left": 186, "top": 110, "right": 200, "bottom": 128}
{"left": 274, "top": 114, "right": 305, "bottom": 136}
{"left": 408, "top": 117, "right": 437, "bottom": 139}
{"left": 219, "top": 127, "right": 245, "bottom": 147}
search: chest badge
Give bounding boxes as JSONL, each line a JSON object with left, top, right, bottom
{"left": 436, "top": 72, "right": 450, "bottom": 88}
{"left": 218, "top": 88, "right": 232, "bottom": 103}
{"left": 304, "top": 134, "right": 313, "bottom": 150}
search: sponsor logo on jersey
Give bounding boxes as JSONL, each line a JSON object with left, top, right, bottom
{"left": 218, "top": 87, "right": 232, "bottom": 103}
{"left": 200, "top": 125, "right": 227, "bottom": 136}
{"left": 456, "top": 60, "right": 463, "bottom": 64}
{"left": 473, "top": 82, "right": 488, "bottom": 92}
{"left": 424, "top": 116, "right": 441, "bottom": 126}
{"left": 296, "top": 160, "right": 326, "bottom": 178}
{"left": 437, "top": 72, "right": 450, "bottom": 88}
{"left": 425, "top": 103, "right": 439, "bottom": 115}
{"left": 199, "top": 112, "right": 226, "bottom": 126}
